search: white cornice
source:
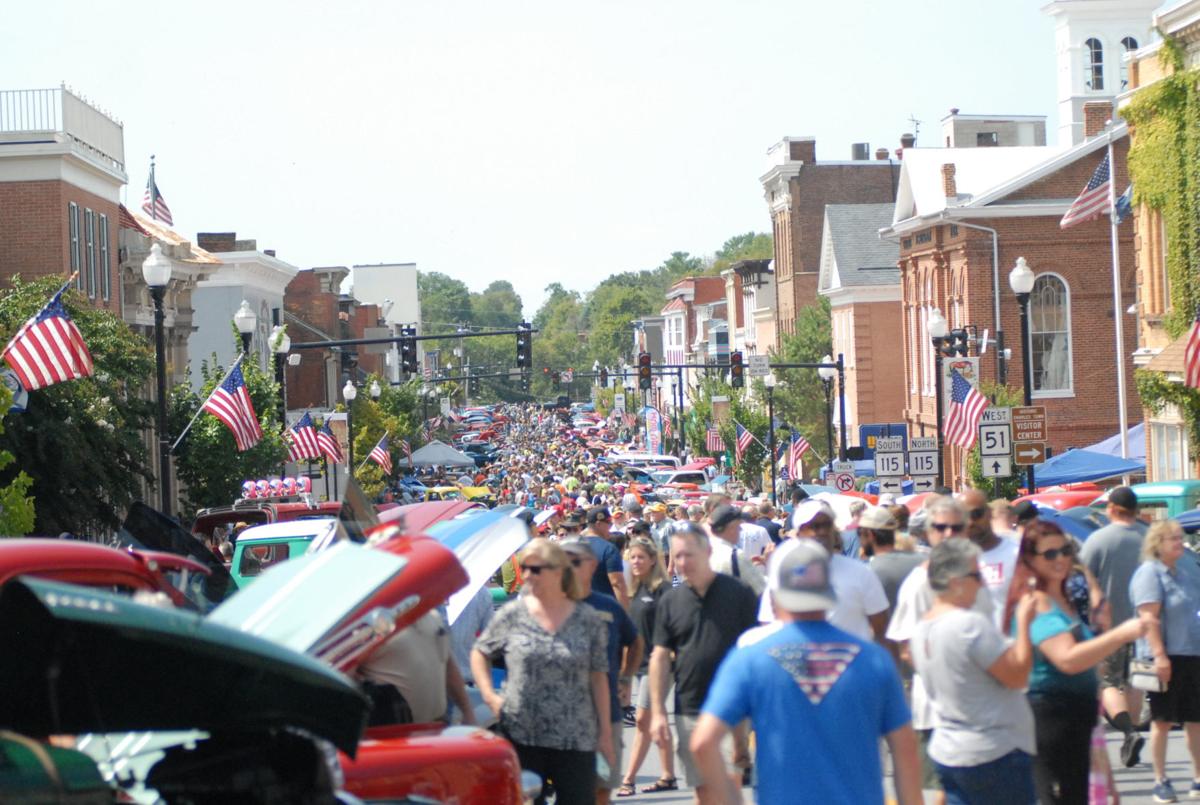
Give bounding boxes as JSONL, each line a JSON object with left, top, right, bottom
{"left": 821, "top": 284, "right": 901, "bottom": 306}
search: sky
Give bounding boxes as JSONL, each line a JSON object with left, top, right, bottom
{"left": 3, "top": 0, "right": 1065, "bottom": 315}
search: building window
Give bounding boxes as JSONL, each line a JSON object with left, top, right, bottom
{"left": 84, "top": 209, "right": 96, "bottom": 299}
{"left": 977, "top": 132, "right": 999, "bottom": 147}
{"left": 68, "top": 203, "right": 80, "bottom": 282}
{"left": 1121, "top": 36, "right": 1139, "bottom": 89}
{"left": 1086, "top": 38, "right": 1104, "bottom": 91}
{"left": 1150, "top": 420, "right": 1188, "bottom": 481}
{"left": 99, "top": 214, "right": 110, "bottom": 301}
{"left": 1029, "top": 273, "right": 1072, "bottom": 394}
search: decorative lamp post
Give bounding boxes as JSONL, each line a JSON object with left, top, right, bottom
{"left": 271, "top": 325, "right": 291, "bottom": 428}
{"left": 929, "top": 308, "right": 949, "bottom": 488}
{"left": 370, "top": 379, "right": 382, "bottom": 400}
{"left": 1009, "top": 256, "right": 1037, "bottom": 493}
{"left": 142, "top": 243, "right": 173, "bottom": 515}
{"left": 234, "top": 300, "right": 256, "bottom": 355}
{"left": 343, "top": 380, "right": 357, "bottom": 470}
{"left": 764, "top": 373, "right": 778, "bottom": 505}
{"left": 818, "top": 355, "right": 836, "bottom": 480}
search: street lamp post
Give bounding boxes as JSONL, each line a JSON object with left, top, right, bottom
{"left": 929, "top": 308, "right": 949, "bottom": 489}
{"left": 343, "top": 380, "right": 357, "bottom": 472}
{"left": 370, "top": 379, "right": 382, "bottom": 401}
{"left": 234, "top": 300, "right": 256, "bottom": 356}
{"left": 765, "top": 373, "right": 777, "bottom": 505}
{"left": 836, "top": 353, "right": 848, "bottom": 461}
{"left": 1010, "top": 257, "right": 1037, "bottom": 493}
{"left": 142, "top": 243, "right": 173, "bottom": 515}
{"left": 271, "top": 325, "right": 291, "bottom": 427}
{"left": 818, "top": 356, "right": 836, "bottom": 481}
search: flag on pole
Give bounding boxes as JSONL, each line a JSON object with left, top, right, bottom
{"left": 788, "top": 432, "right": 811, "bottom": 479}
{"left": 286, "top": 412, "right": 321, "bottom": 461}
{"left": 400, "top": 438, "right": 413, "bottom": 466}
{"left": 201, "top": 361, "right": 262, "bottom": 452}
{"left": 1, "top": 281, "right": 94, "bottom": 390}
{"left": 142, "top": 171, "right": 174, "bottom": 226}
{"left": 943, "top": 369, "right": 989, "bottom": 449}
{"left": 663, "top": 415, "right": 673, "bottom": 439}
{"left": 316, "top": 419, "right": 344, "bottom": 463}
{"left": 705, "top": 426, "right": 725, "bottom": 453}
{"left": 1113, "top": 184, "right": 1133, "bottom": 225}
{"left": 734, "top": 423, "right": 754, "bottom": 464}
{"left": 368, "top": 433, "right": 393, "bottom": 474}
{"left": 1184, "top": 307, "right": 1200, "bottom": 389}
{"left": 1059, "top": 153, "right": 1112, "bottom": 229}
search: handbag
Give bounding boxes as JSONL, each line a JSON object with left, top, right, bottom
{"left": 1130, "top": 657, "right": 1165, "bottom": 692}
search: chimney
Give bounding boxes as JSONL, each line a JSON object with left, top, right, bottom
{"left": 875, "top": 147, "right": 890, "bottom": 160}
{"left": 788, "top": 138, "right": 816, "bottom": 163}
{"left": 265, "top": 249, "right": 276, "bottom": 257}
{"left": 1083, "top": 102, "right": 1111, "bottom": 139}
{"left": 941, "top": 163, "right": 957, "bottom": 198}
{"left": 197, "top": 232, "right": 237, "bottom": 253}
{"left": 900, "top": 133, "right": 916, "bottom": 149}
{"left": 851, "top": 142, "right": 870, "bottom": 161}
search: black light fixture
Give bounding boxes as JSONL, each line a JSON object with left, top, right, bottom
{"left": 142, "top": 243, "right": 172, "bottom": 515}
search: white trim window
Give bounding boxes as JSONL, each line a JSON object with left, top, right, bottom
{"left": 1085, "top": 38, "right": 1105, "bottom": 91}
{"left": 1029, "top": 273, "right": 1072, "bottom": 396}
{"left": 1120, "top": 36, "right": 1139, "bottom": 90}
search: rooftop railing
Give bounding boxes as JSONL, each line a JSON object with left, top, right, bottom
{"left": 0, "top": 86, "right": 125, "bottom": 172}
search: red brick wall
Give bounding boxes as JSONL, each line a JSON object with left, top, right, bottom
{"left": 284, "top": 271, "right": 337, "bottom": 409}
{"left": 0, "top": 180, "right": 119, "bottom": 313}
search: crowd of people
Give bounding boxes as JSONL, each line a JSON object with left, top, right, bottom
{"left": 371, "top": 404, "right": 1200, "bottom": 804}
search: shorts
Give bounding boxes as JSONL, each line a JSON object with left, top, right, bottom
{"left": 1099, "top": 644, "right": 1132, "bottom": 689}
{"left": 1148, "top": 655, "right": 1200, "bottom": 724}
{"left": 634, "top": 674, "right": 673, "bottom": 711}
{"left": 598, "top": 720, "right": 625, "bottom": 790}
{"left": 674, "top": 714, "right": 737, "bottom": 789}
{"left": 917, "top": 729, "right": 942, "bottom": 791}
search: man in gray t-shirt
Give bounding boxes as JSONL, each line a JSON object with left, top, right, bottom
{"left": 1079, "top": 485, "right": 1148, "bottom": 767}
{"left": 860, "top": 506, "right": 923, "bottom": 610}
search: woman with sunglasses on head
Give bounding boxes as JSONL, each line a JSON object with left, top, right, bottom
{"left": 617, "top": 532, "right": 677, "bottom": 797}
{"left": 472, "top": 538, "right": 614, "bottom": 805}
{"left": 1002, "top": 521, "right": 1147, "bottom": 805}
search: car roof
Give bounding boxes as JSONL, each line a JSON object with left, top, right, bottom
{"left": 237, "top": 518, "right": 339, "bottom": 542}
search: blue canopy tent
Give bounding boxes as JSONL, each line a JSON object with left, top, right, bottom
{"left": 1082, "top": 423, "right": 1146, "bottom": 461}
{"left": 1030, "top": 449, "right": 1145, "bottom": 487}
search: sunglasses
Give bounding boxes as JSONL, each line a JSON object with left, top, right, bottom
{"left": 520, "top": 563, "right": 557, "bottom": 575}
{"left": 1035, "top": 545, "right": 1075, "bottom": 561}
{"left": 930, "top": 522, "right": 965, "bottom": 533}
{"left": 969, "top": 507, "right": 988, "bottom": 520}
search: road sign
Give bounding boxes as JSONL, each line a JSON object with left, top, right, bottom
{"left": 908, "top": 450, "right": 938, "bottom": 476}
{"left": 981, "top": 455, "right": 1012, "bottom": 478}
{"left": 747, "top": 354, "right": 770, "bottom": 377}
{"left": 911, "top": 476, "right": 937, "bottom": 492}
{"left": 859, "top": 423, "right": 908, "bottom": 460}
{"left": 874, "top": 450, "right": 905, "bottom": 477}
{"left": 831, "top": 461, "right": 855, "bottom": 475}
{"left": 875, "top": 436, "right": 905, "bottom": 452}
{"left": 909, "top": 436, "right": 937, "bottom": 451}
{"left": 614, "top": 393, "right": 625, "bottom": 412}
{"left": 1014, "top": 442, "right": 1046, "bottom": 465}
{"left": 980, "top": 406, "right": 1012, "bottom": 424}
{"left": 879, "top": 478, "right": 904, "bottom": 494}
{"left": 833, "top": 472, "right": 856, "bottom": 492}
{"left": 979, "top": 423, "right": 1012, "bottom": 457}
{"left": 440, "top": 397, "right": 452, "bottom": 415}
{"left": 1013, "top": 406, "right": 1047, "bottom": 442}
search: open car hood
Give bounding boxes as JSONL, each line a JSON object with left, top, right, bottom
{"left": 425, "top": 510, "right": 530, "bottom": 625}
{"left": 119, "top": 502, "right": 233, "bottom": 606}
{"left": 0, "top": 577, "right": 367, "bottom": 754}
{"left": 210, "top": 539, "right": 467, "bottom": 673}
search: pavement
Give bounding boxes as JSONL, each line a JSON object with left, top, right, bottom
{"left": 611, "top": 719, "right": 1198, "bottom": 803}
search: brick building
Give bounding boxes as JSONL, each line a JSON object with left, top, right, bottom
{"left": 759, "top": 138, "right": 901, "bottom": 349}
{"left": 818, "top": 204, "right": 904, "bottom": 444}
{"left": 882, "top": 115, "right": 1140, "bottom": 488}
{"left": 0, "top": 87, "right": 125, "bottom": 313}
{"left": 660, "top": 276, "right": 726, "bottom": 392}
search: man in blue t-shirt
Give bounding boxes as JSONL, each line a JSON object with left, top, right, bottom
{"left": 581, "top": 506, "right": 629, "bottom": 608}
{"left": 690, "top": 539, "right": 922, "bottom": 805}
{"left": 562, "top": 538, "right": 641, "bottom": 804}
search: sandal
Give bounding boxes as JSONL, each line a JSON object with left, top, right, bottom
{"left": 641, "top": 777, "right": 678, "bottom": 792}
{"left": 616, "top": 783, "right": 637, "bottom": 797}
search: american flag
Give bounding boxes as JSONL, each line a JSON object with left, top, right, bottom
{"left": 943, "top": 368, "right": 989, "bottom": 449}
{"left": 201, "top": 362, "right": 262, "bottom": 452}
{"left": 142, "top": 174, "right": 174, "bottom": 226}
{"left": 1059, "top": 153, "right": 1111, "bottom": 229}
{"left": 663, "top": 415, "right": 673, "bottom": 439}
{"left": 1, "top": 282, "right": 93, "bottom": 390}
{"left": 734, "top": 423, "right": 754, "bottom": 463}
{"left": 705, "top": 426, "right": 725, "bottom": 452}
{"left": 1185, "top": 308, "right": 1200, "bottom": 389}
{"left": 368, "top": 433, "right": 392, "bottom": 474}
{"left": 788, "top": 431, "right": 811, "bottom": 479}
{"left": 316, "top": 419, "right": 344, "bottom": 463}
{"left": 399, "top": 438, "right": 413, "bottom": 466}
{"left": 286, "top": 412, "right": 321, "bottom": 461}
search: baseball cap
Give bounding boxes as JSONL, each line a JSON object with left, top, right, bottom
{"left": 646, "top": 502, "right": 667, "bottom": 513}
{"left": 708, "top": 504, "right": 743, "bottom": 533}
{"left": 560, "top": 511, "right": 585, "bottom": 529}
{"left": 788, "top": 500, "right": 835, "bottom": 531}
{"left": 586, "top": 506, "right": 612, "bottom": 525}
{"left": 1108, "top": 486, "right": 1138, "bottom": 511}
{"left": 1012, "top": 500, "right": 1039, "bottom": 524}
{"left": 559, "top": 538, "right": 596, "bottom": 559}
{"left": 768, "top": 539, "right": 837, "bottom": 613}
{"left": 858, "top": 505, "right": 898, "bottom": 531}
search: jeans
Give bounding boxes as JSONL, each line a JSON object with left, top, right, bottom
{"left": 511, "top": 742, "right": 596, "bottom": 805}
{"left": 1029, "top": 693, "right": 1097, "bottom": 805}
{"left": 934, "top": 749, "right": 1036, "bottom": 805}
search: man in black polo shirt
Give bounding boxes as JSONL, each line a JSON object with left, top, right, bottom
{"left": 648, "top": 522, "right": 759, "bottom": 801}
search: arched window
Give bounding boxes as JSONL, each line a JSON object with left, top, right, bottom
{"left": 1086, "top": 38, "right": 1105, "bottom": 91}
{"left": 1029, "top": 274, "right": 1072, "bottom": 394}
{"left": 1120, "top": 36, "right": 1139, "bottom": 89}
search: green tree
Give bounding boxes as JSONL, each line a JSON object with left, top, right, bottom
{"left": 769, "top": 296, "right": 835, "bottom": 471}
{"left": 0, "top": 385, "right": 35, "bottom": 536}
{"left": 708, "top": 232, "right": 774, "bottom": 275}
{"left": 0, "top": 277, "right": 155, "bottom": 535}
{"left": 470, "top": 281, "right": 524, "bottom": 330}
{"left": 170, "top": 339, "right": 287, "bottom": 515}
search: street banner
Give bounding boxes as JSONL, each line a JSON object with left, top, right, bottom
{"left": 645, "top": 407, "right": 662, "bottom": 454}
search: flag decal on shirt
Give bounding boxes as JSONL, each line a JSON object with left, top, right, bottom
{"left": 767, "top": 642, "right": 862, "bottom": 705}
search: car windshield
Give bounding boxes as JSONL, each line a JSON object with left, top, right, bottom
{"left": 649, "top": 471, "right": 675, "bottom": 485}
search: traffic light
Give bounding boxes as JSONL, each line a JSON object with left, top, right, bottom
{"left": 468, "top": 371, "right": 480, "bottom": 397}
{"left": 599, "top": 367, "right": 608, "bottom": 387}
{"left": 521, "top": 373, "right": 530, "bottom": 393}
{"left": 638, "top": 352, "right": 652, "bottom": 391}
{"left": 515, "top": 321, "right": 532, "bottom": 369}
{"left": 552, "top": 370, "right": 561, "bottom": 385}
{"left": 730, "top": 350, "right": 745, "bottom": 388}
{"left": 399, "top": 326, "right": 418, "bottom": 375}
{"left": 937, "top": 329, "right": 969, "bottom": 358}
